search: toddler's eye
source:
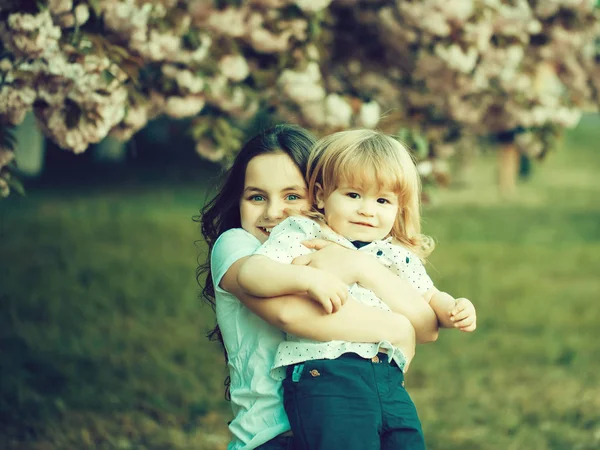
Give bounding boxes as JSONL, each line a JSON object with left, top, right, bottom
{"left": 347, "top": 192, "right": 360, "bottom": 199}
{"left": 249, "top": 195, "right": 265, "bottom": 202}
{"left": 286, "top": 194, "right": 301, "bottom": 201}
{"left": 377, "top": 198, "right": 390, "bottom": 204}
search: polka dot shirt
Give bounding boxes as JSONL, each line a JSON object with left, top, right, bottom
{"left": 253, "top": 216, "right": 434, "bottom": 378}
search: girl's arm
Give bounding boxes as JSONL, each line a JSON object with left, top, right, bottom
{"left": 295, "top": 241, "right": 439, "bottom": 343}
{"left": 222, "top": 256, "right": 416, "bottom": 348}
{"left": 236, "top": 254, "right": 348, "bottom": 313}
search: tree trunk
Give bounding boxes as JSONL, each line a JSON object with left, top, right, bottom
{"left": 14, "top": 112, "right": 45, "bottom": 178}
{"left": 498, "top": 142, "right": 518, "bottom": 196}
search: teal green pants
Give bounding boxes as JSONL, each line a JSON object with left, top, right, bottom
{"left": 283, "top": 353, "right": 425, "bottom": 450}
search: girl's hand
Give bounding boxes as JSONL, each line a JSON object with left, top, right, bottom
{"left": 306, "top": 269, "right": 349, "bottom": 314}
{"left": 450, "top": 298, "right": 477, "bottom": 332}
{"left": 293, "top": 239, "right": 368, "bottom": 285}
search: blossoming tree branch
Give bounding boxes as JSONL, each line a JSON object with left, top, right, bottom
{"left": 1, "top": 0, "right": 598, "bottom": 196}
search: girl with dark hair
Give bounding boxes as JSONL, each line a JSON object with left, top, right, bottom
{"left": 197, "top": 125, "right": 439, "bottom": 450}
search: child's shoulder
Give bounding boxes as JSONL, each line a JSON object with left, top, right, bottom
{"left": 212, "top": 228, "right": 262, "bottom": 266}
{"left": 389, "top": 237, "right": 407, "bottom": 249}
{"left": 215, "top": 228, "right": 260, "bottom": 247}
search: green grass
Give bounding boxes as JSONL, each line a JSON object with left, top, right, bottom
{"left": 0, "top": 185, "right": 231, "bottom": 449}
{"left": 1, "top": 116, "right": 599, "bottom": 449}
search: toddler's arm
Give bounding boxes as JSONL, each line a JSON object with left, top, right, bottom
{"left": 424, "top": 289, "right": 477, "bottom": 332}
{"left": 296, "top": 240, "right": 439, "bottom": 343}
{"left": 237, "top": 254, "right": 348, "bottom": 314}
{"left": 356, "top": 256, "right": 439, "bottom": 342}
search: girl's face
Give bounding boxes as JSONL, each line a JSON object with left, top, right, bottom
{"left": 316, "top": 181, "right": 399, "bottom": 242}
{"left": 240, "top": 152, "right": 309, "bottom": 243}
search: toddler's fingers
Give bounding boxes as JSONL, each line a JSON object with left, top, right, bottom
{"left": 454, "top": 316, "right": 476, "bottom": 330}
{"left": 459, "top": 322, "right": 477, "bottom": 332}
{"left": 292, "top": 254, "right": 311, "bottom": 266}
{"left": 453, "top": 315, "right": 472, "bottom": 326}
{"left": 319, "top": 296, "right": 333, "bottom": 314}
{"left": 301, "top": 239, "right": 331, "bottom": 250}
{"left": 450, "top": 303, "right": 468, "bottom": 316}
{"left": 329, "top": 291, "right": 343, "bottom": 312}
{"left": 450, "top": 301, "right": 462, "bottom": 312}
{"left": 339, "top": 288, "right": 348, "bottom": 305}
{"left": 450, "top": 309, "right": 471, "bottom": 323}
{"left": 330, "top": 295, "right": 342, "bottom": 313}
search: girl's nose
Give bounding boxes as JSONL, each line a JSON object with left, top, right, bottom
{"left": 264, "top": 200, "right": 285, "bottom": 220}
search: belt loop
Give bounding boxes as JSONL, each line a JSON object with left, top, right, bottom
{"left": 292, "top": 363, "right": 305, "bottom": 382}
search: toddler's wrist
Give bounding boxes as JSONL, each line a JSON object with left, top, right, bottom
{"left": 355, "top": 254, "right": 381, "bottom": 286}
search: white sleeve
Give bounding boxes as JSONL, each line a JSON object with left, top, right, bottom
{"left": 384, "top": 245, "right": 435, "bottom": 294}
{"left": 211, "top": 228, "right": 261, "bottom": 294}
{"left": 402, "top": 250, "right": 435, "bottom": 294}
{"left": 253, "top": 216, "right": 320, "bottom": 264}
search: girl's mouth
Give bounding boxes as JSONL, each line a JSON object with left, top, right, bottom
{"left": 258, "top": 227, "right": 274, "bottom": 236}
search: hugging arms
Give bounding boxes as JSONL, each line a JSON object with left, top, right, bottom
{"left": 221, "top": 241, "right": 440, "bottom": 347}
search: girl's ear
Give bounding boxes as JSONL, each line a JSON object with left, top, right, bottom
{"left": 315, "top": 183, "right": 325, "bottom": 210}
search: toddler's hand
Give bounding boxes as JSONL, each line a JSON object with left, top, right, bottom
{"left": 450, "top": 298, "right": 477, "bottom": 332}
{"left": 293, "top": 239, "right": 366, "bottom": 285}
{"left": 306, "top": 270, "right": 348, "bottom": 314}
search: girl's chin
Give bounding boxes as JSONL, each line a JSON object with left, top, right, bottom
{"left": 255, "top": 228, "right": 270, "bottom": 242}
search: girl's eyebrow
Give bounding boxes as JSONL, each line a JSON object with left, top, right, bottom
{"left": 282, "top": 185, "right": 307, "bottom": 191}
{"left": 243, "top": 186, "right": 265, "bottom": 193}
{"left": 243, "top": 185, "right": 305, "bottom": 193}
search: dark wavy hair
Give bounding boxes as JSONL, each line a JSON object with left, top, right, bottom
{"left": 195, "top": 124, "right": 316, "bottom": 398}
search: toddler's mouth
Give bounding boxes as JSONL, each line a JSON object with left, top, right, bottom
{"left": 352, "top": 222, "right": 374, "bottom": 228}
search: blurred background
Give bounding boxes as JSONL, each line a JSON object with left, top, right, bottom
{"left": 2, "top": 115, "right": 599, "bottom": 449}
{"left": 1, "top": 1, "right": 600, "bottom": 449}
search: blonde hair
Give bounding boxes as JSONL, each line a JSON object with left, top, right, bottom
{"left": 306, "top": 129, "right": 434, "bottom": 260}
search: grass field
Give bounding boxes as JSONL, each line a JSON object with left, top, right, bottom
{"left": 1, "top": 116, "right": 599, "bottom": 449}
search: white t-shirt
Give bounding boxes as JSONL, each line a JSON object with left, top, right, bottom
{"left": 211, "top": 228, "right": 290, "bottom": 450}
{"left": 253, "top": 216, "right": 434, "bottom": 378}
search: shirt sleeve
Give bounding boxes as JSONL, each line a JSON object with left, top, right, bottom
{"left": 211, "top": 228, "right": 261, "bottom": 294}
{"left": 253, "top": 216, "right": 319, "bottom": 264}
{"left": 380, "top": 243, "right": 435, "bottom": 294}
{"left": 402, "top": 250, "right": 435, "bottom": 294}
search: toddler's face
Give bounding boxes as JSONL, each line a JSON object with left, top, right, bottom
{"left": 240, "top": 152, "right": 309, "bottom": 243}
{"left": 317, "top": 182, "right": 399, "bottom": 242}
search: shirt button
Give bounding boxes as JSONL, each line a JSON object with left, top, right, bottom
{"left": 371, "top": 355, "right": 380, "bottom": 363}
{"left": 376, "top": 250, "right": 383, "bottom": 256}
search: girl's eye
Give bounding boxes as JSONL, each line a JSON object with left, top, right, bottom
{"left": 249, "top": 195, "right": 265, "bottom": 202}
{"left": 286, "top": 194, "right": 301, "bottom": 201}
{"left": 347, "top": 192, "right": 360, "bottom": 199}
{"left": 377, "top": 198, "right": 390, "bottom": 204}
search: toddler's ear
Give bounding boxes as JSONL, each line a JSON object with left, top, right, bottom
{"left": 315, "top": 183, "right": 325, "bottom": 210}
